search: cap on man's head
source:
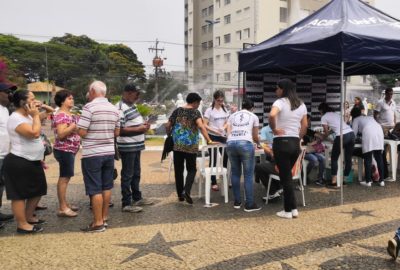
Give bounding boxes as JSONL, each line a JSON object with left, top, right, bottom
{"left": 124, "top": 83, "right": 140, "bottom": 92}
{"left": 0, "top": 82, "right": 17, "bottom": 92}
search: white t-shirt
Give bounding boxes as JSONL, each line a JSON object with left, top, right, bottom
{"left": 320, "top": 112, "right": 353, "bottom": 136}
{"left": 227, "top": 110, "right": 259, "bottom": 143}
{"left": 375, "top": 99, "right": 396, "bottom": 127}
{"left": 204, "top": 107, "right": 229, "bottom": 137}
{"left": 272, "top": 98, "right": 307, "bottom": 138}
{"left": 8, "top": 112, "right": 44, "bottom": 161}
{"left": 0, "top": 105, "right": 10, "bottom": 159}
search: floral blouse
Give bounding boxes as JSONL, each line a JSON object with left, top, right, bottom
{"left": 169, "top": 107, "right": 202, "bottom": 154}
{"left": 52, "top": 112, "right": 80, "bottom": 153}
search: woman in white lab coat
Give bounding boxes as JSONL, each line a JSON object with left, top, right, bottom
{"left": 351, "top": 107, "right": 384, "bottom": 187}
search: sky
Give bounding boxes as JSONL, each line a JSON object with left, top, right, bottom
{"left": 0, "top": 0, "right": 185, "bottom": 75}
{"left": 0, "top": 0, "right": 399, "bottom": 76}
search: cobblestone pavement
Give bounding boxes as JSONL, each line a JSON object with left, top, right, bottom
{"left": 1, "top": 149, "right": 400, "bottom": 270}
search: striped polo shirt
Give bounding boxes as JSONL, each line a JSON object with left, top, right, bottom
{"left": 115, "top": 101, "right": 145, "bottom": 152}
{"left": 77, "top": 97, "right": 120, "bottom": 158}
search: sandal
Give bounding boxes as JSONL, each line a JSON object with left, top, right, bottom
{"left": 57, "top": 208, "right": 78, "bottom": 218}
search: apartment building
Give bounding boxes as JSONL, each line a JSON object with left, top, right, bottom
{"left": 185, "top": 0, "right": 375, "bottom": 99}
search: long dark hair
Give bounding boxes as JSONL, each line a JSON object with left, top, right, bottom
{"left": 10, "top": 90, "right": 29, "bottom": 108}
{"left": 211, "top": 90, "right": 227, "bottom": 112}
{"left": 277, "top": 78, "right": 302, "bottom": 111}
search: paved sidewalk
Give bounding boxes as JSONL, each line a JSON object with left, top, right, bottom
{"left": 1, "top": 150, "right": 400, "bottom": 269}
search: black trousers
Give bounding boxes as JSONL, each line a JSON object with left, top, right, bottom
{"left": 173, "top": 151, "right": 197, "bottom": 197}
{"left": 273, "top": 137, "right": 300, "bottom": 212}
{"left": 255, "top": 161, "right": 280, "bottom": 195}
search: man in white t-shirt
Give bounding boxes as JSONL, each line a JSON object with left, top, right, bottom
{"left": 374, "top": 88, "right": 396, "bottom": 128}
{"left": 374, "top": 87, "right": 396, "bottom": 180}
{"left": 0, "top": 82, "right": 17, "bottom": 227}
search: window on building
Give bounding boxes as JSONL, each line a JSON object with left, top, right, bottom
{"left": 202, "top": 8, "right": 208, "bottom": 17}
{"left": 216, "top": 55, "right": 221, "bottom": 62}
{"left": 243, "top": 28, "right": 250, "bottom": 39}
{"left": 208, "top": 57, "right": 213, "bottom": 66}
{"left": 208, "top": 40, "right": 213, "bottom": 48}
{"left": 224, "top": 53, "right": 231, "bottom": 62}
{"left": 216, "top": 36, "right": 221, "bottom": 46}
{"left": 202, "top": 59, "right": 208, "bottom": 68}
{"left": 244, "top": 6, "right": 250, "bottom": 15}
{"left": 224, "top": 72, "right": 231, "bottom": 81}
{"left": 280, "top": 7, "right": 288, "bottom": 23}
{"left": 189, "top": 60, "right": 193, "bottom": 68}
{"left": 202, "top": 42, "right": 208, "bottom": 50}
{"left": 236, "top": 9, "right": 242, "bottom": 17}
{"left": 224, "top": 0, "right": 231, "bottom": 5}
{"left": 189, "top": 28, "right": 192, "bottom": 37}
{"left": 216, "top": 73, "right": 220, "bottom": 82}
{"left": 224, "top": 14, "right": 231, "bottom": 24}
{"left": 363, "top": 75, "right": 368, "bottom": 84}
{"left": 208, "top": 5, "right": 214, "bottom": 15}
{"left": 202, "top": 25, "right": 207, "bottom": 34}
{"left": 216, "top": 0, "right": 220, "bottom": 8}
{"left": 202, "top": 75, "right": 207, "bottom": 80}
{"left": 236, "top": 30, "right": 242, "bottom": 40}
{"left": 224, "top": 33, "right": 231, "bottom": 43}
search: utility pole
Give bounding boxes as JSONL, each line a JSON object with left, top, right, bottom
{"left": 149, "top": 39, "right": 164, "bottom": 103}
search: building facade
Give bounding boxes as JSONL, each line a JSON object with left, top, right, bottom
{"left": 185, "top": 0, "right": 375, "bottom": 100}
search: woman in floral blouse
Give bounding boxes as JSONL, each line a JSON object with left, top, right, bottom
{"left": 52, "top": 90, "right": 80, "bottom": 217}
{"left": 166, "top": 93, "right": 213, "bottom": 204}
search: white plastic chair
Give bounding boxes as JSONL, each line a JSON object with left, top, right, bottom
{"left": 198, "top": 144, "right": 229, "bottom": 206}
{"left": 266, "top": 149, "right": 306, "bottom": 206}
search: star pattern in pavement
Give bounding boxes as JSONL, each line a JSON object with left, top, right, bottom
{"left": 340, "top": 208, "right": 376, "bottom": 219}
{"left": 117, "top": 232, "right": 195, "bottom": 263}
{"left": 308, "top": 186, "right": 339, "bottom": 195}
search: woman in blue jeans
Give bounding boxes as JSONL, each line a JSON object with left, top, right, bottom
{"left": 226, "top": 98, "right": 261, "bottom": 212}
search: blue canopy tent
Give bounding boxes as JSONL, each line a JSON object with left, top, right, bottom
{"left": 238, "top": 0, "right": 400, "bottom": 204}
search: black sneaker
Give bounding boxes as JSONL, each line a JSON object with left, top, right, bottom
{"left": 184, "top": 193, "right": 193, "bottom": 205}
{"left": 387, "top": 236, "right": 400, "bottom": 260}
{"left": 315, "top": 179, "right": 324, "bottom": 186}
{"left": 233, "top": 201, "right": 241, "bottom": 209}
{"left": 80, "top": 224, "right": 106, "bottom": 233}
{"left": 16, "top": 225, "right": 43, "bottom": 234}
{"left": 244, "top": 203, "right": 262, "bottom": 212}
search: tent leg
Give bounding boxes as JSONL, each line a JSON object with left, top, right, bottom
{"left": 340, "top": 62, "right": 345, "bottom": 205}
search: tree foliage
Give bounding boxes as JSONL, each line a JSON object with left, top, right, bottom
{"left": 0, "top": 34, "right": 146, "bottom": 103}
{"left": 375, "top": 74, "right": 400, "bottom": 89}
{"left": 142, "top": 71, "right": 188, "bottom": 103}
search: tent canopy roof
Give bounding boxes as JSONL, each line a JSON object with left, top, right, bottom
{"left": 238, "top": 0, "right": 400, "bottom": 75}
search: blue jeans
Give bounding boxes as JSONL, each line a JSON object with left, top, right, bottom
{"left": 120, "top": 151, "right": 142, "bottom": 207}
{"left": 226, "top": 140, "right": 255, "bottom": 207}
{"left": 304, "top": 153, "right": 325, "bottom": 180}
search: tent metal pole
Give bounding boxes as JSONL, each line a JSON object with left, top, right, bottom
{"left": 340, "top": 62, "right": 345, "bottom": 205}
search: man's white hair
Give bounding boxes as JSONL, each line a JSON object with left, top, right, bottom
{"left": 89, "top": 80, "right": 107, "bottom": 95}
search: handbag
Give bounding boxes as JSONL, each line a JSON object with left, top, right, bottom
{"left": 40, "top": 133, "right": 53, "bottom": 156}
{"left": 161, "top": 109, "right": 178, "bottom": 161}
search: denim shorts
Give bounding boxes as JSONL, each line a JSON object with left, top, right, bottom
{"left": 81, "top": 155, "right": 114, "bottom": 196}
{"left": 53, "top": 149, "right": 76, "bottom": 178}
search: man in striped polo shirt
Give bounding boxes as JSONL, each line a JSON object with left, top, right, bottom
{"left": 78, "top": 81, "right": 120, "bottom": 232}
{"left": 116, "top": 83, "right": 154, "bottom": 213}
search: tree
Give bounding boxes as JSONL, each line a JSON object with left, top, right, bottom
{"left": 375, "top": 74, "right": 400, "bottom": 89}
{"left": 0, "top": 34, "right": 146, "bottom": 103}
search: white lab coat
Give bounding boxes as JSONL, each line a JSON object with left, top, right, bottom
{"left": 352, "top": 116, "right": 384, "bottom": 153}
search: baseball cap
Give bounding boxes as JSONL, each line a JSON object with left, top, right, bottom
{"left": 0, "top": 82, "right": 17, "bottom": 92}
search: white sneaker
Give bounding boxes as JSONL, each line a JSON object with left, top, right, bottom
{"left": 292, "top": 209, "right": 299, "bottom": 218}
{"left": 379, "top": 181, "right": 385, "bottom": 187}
{"left": 276, "top": 210, "right": 292, "bottom": 219}
{"left": 360, "top": 181, "right": 371, "bottom": 187}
